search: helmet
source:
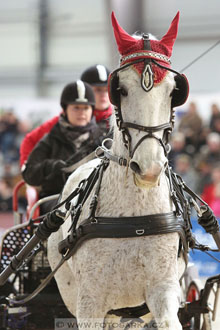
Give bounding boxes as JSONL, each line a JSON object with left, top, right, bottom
{"left": 81, "top": 64, "right": 110, "bottom": 86}
{"left": 60, "top": 80, "right": 95, "bottom": 109}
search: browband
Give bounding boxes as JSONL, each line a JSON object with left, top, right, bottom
{"left": 120, "top": 50, "right": 171, "bottom": 66}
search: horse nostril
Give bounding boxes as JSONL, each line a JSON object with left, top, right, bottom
{"left": 130, "top": 161, "right": 141, "bottom": 174}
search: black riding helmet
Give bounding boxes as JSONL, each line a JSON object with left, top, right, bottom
{"left": 60, "top": 80, "right": 95, "bottom": 111}
{"left": 81, "top": 65, "right": 110, "bottom": 86}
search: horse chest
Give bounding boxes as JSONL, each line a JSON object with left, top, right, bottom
{"left": 94, "top": 169, "right": 172, "bottom": 217}
{"left": 70, "top": 234, "right": 179, "bottom": 309}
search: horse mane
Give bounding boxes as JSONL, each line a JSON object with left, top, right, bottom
{"left": 132, "top": 31, "right": 158, "bottom": 41}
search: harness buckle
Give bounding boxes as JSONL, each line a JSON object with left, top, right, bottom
{"left": 91, "top": 218, "right": 98, "bottom": 224}
{"left": 136, "top": 229, "right": 145, "bottom": 235}
{"left": 118, "top": 157, "right": 127, "bottom": 166}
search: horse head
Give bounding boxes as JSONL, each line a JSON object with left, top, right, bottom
{"left": 109, "top": 12, "right": 189, "bottom": 188}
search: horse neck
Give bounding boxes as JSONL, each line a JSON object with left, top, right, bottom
{"left": 99, "top": 128, "right": 173, "bottom": 217}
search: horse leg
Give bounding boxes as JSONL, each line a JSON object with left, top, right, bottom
{"left": 145, "top": 281, "right": 182, "bottom": 330}
{"left": 76, "top": 293, "right": 108, "bottom": 330}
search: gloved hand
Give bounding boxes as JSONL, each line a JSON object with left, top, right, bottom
{"left": 51, "top": 160, "right": 68, "bottom": 173}
{"left": 198, "top": 205, "right": 219, "bottom": 235}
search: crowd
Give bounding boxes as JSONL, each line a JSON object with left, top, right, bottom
{"left": 0, "top": 109, "right": 30, "bottom": 212}
{"left": 0, "top": 72, "right": 220, "bottom": 218}
{"left": 169, "top": 101, "right": 220, "bottom": 217}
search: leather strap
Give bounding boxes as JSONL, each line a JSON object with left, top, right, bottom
{"left": 121, "top": 122, "right": 172, "bottom": 133}
{"left": 58, "top": 212, "right": 188, "bottom": 255}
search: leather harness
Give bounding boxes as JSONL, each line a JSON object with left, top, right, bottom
{"left": 1, "top": 154, "right": 219, "bottom": 313}
{"left": 108, "top": 33, "right": 186, "bottom": 160}
{"left": 57, "top": 159, "right": 190, "bottom": 258}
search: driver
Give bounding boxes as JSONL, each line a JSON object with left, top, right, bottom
{"left": 21, "top": 80, "right": 102, "bottom": 212}
{"left": 19, "top": 64, "right": 112, "bottom": 168}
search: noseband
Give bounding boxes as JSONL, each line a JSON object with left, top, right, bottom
{"left": 109, "top": 34, "right": 184, "bottom": 161}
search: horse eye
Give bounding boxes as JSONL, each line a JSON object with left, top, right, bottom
{"left": 170, "top": 86, "right": 179, "bottom": 98}
{"left": 170, "top": 88, "right": 175, "bottom": 97}
{"left": 117, "top": 86, "right": 128, "bottom": 96}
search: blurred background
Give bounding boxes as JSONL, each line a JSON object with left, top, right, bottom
{"left": 0, "top": 0, "right": 220, "bottom": 280}
{"left": 1, "top": 0, "right": 220, "bottom": 120}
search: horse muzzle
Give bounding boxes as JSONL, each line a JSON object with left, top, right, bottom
{"left": 130, "top": 161, "right": 165, "bottom": 188}
{"left": 133, "top": 173, "right": 160, "bottom": 188}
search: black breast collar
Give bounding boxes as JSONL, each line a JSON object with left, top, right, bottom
{"left": 57, "top": 159, "right": 194, "bottom": 259}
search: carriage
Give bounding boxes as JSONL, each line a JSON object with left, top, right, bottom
{"left": 0, "top": 168, "right": 219, "bottom": 329}
{"left": 0, "top": 11, "right": 220, "bottom": 330}
{"left": 0, "top": 182, "right": 73, "bottom": 329}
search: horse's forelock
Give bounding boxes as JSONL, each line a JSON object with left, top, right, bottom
{"left": 121, "top": 37, "right": 171, "bottom": 84}
{"left": 131, "top": 32, "right": 158, "bottom": 41}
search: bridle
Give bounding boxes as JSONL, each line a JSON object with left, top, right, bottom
{"left": 108, "top": 34, "right": 187, "bottom": 163}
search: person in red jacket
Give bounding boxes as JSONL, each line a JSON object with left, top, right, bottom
{"left": 20, "top": 115, "right": 59, "bottom": 167}
{"left": 20, "top": 64, "right": 112, "bottom": 167}
{"left": 201, "top": 163, "right": 220, "bottom": 218}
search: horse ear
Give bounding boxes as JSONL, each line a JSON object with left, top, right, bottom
{"left": 160, "top": 12, "right": 180, "bottom": 54}
{"left": 111, "top": 11, "right": 138, "bottom": 55}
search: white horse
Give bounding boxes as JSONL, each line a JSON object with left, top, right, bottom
{"left": 48, "top": 12, "right": 189, "bottom": 330}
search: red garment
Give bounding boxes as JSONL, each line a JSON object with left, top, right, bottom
{"left": 202, "top": 184, "right": 220, "bottom": 217}
{"left": 20, "top": 116, "right": 59, "bottom": 166}
{"left": 93, "top": 105, "right": 112, "bottom": 122}
{"left": 201, "top": 184, "right": 215, "bottom": 206}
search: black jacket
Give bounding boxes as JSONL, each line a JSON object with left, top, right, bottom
{"left": 22, "top": 119, "right": 102, "bottom": 197}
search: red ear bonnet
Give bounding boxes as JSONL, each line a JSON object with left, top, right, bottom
{"left": 111, "top": 11, "right": 139, "bottom": 55}
{"left": 111, "top": 11, "right": 180, "bottom": 84}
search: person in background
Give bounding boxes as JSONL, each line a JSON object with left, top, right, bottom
{"left": 0, "top": 176, "right": 13, "bottom": 212}
{"left": 196, "top": 158, "right": 213, "bottom": 195}
{"left": 201, "top": 163, "right": 220, "bottom": 218}
{"left": 22, "top": 80, "right": 102, "bottom": 213}
{"left": 20, "top": 64, "right": 112, "bottom": 168}
{"left": 0, "top": 111, "right": 20, "bottom": 163}
{"left": 81, "top": 64, "right": 112, "bottom": 136}
{"left": 175, "top": 154, "right": 199, "bottom": 193}
{"left": 209, "top": 103, "right": 220, "bottom": 132}
{"left": 211, "top": 116, "right": 220, "bottom": 135}
{"left": 196, "top": 125, "right": 210, "bottom": 154}
{"left": 168, "top": 132, "right": 188, "bottom": 170}
{"left": 178, "top": 101, "right": 203, "bottom": 153}
{"left": 200, "top": 132, "right": 220, "bottom": 166}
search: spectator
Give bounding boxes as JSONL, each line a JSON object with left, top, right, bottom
{"left": 196, "top": 125, "right": 210, "bottom": 153}
{"left": 178, "top": 101, "right": 203, "bottom": 152}
{"left": 0, "top": 111, "right": 20, "bottom": 163}
{"left": 0, "top": 176, "right": 13, "bottom": 212}
{"left": 209, "top": 103, "right": 220, "bottom": 132}
{"left": 169, "top": 132, "right": 188, "bottom": 170}
{"left": 174, "top": 154, "right": 199, "bottom": 193}
{"left": 195, "top": 158, "right": 213, "bottom": 195}
{"left": 201, "top": 163, "right": 220, "bottom": 218}
{"left": 200, "top": 132, "right": 220, "bottom": 166}
{"left": 211, "top": 116, "right": 220, "bottom": 135}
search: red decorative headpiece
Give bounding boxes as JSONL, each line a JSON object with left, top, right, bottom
{"left": 111, "top": 12, "right": 180, "bottom": 84}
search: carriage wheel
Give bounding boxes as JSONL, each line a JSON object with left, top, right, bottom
{"left": 186, "top": 281, "right": 212, "bottom": 330}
